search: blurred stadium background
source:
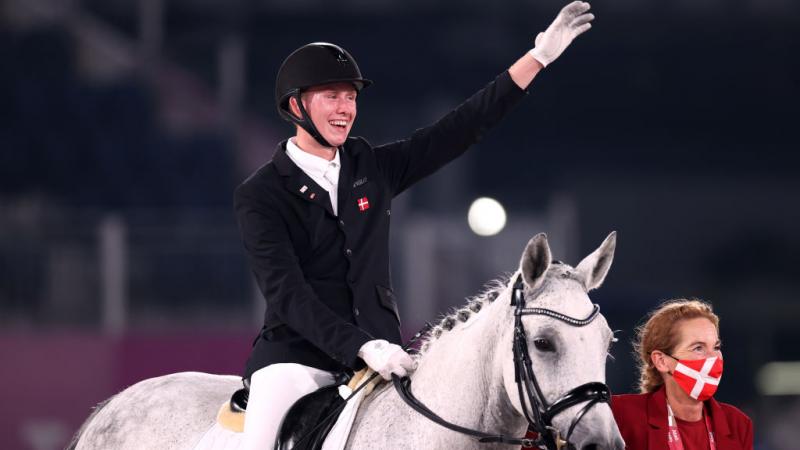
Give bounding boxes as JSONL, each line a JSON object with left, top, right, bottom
{"left": 1, "top": 0, "right": 798, "bottom": 448}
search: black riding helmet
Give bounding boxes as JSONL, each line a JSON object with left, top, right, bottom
{"left": 275, "top": 42, "right": 372, "bottom": 148}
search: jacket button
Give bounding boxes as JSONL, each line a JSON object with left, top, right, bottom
{"left": 339, "top": 220, "right": 345, "bottom": 227}
{"left": 354, "top": 307, "right": 360, "bottom": 317}
{"left": 386, "top": 209, "right": 391, "bottom": 216}
{"left": 345, "top": 248, "right": 353, "bottom": 256}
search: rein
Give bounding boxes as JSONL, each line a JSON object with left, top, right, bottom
{"left": 393, "top": 274, "right": 611, "bottom": 450}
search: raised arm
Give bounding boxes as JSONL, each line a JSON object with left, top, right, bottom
{"left": 374, "top": 1, "right": 595, "bottom": 195}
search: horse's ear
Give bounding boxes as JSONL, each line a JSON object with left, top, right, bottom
{"left": 576, "top": 231, "right": 617, "bottom": 291}
{"left": 520, "top": 233, "right": 552, "bottom": 290}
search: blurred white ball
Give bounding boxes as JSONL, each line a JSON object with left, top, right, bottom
{"left": 467, "top": 197, "right": 506, "bottom": 236}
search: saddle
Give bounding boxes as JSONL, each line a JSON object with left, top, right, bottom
{"left": 216, "top": 369, "right": 381, "bottom": 450}
{"left": 274, "top": 383, "right": 343, "bottom": 450}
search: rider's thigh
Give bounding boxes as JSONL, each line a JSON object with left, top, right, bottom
{"left": 242, "top": 363, "right": 336, "bottom": 450}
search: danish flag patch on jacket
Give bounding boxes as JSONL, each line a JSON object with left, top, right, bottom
{"left": 357, "top": 197, "right": 370, "bottom": 212}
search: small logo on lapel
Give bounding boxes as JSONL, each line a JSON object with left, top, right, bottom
{"left": 352, "top": 177, "right": 368, "bottom": 188}
{"left": 310, "top": 193, "right": 316, "bottom": 199}
{"left": 357, "top": 197, "right": 370, "bottom": 212}
{"left": 299, "top": 185, "right": 308, "bottom": 193}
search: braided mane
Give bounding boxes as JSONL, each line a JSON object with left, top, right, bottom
{"left": 417, "top": 274, "right": 512, "bottom": 355}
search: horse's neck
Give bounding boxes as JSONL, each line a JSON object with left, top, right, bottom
{"left": 409, "top": 300, "right": 526, "bottom": 436}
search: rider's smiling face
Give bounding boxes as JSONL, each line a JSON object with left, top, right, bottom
{"left": 291, "top": 82, "right": 357, "bottom": 148}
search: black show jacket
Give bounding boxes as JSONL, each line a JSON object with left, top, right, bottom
{"left": 235, "top": 71, "right": 526, "bottom": 379}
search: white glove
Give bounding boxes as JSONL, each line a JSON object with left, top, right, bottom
{"left": 529, "top": 1, "right": 595, "bottom": 67}
{"left": 358, "top": 339, "right": 416, "bottom": 380}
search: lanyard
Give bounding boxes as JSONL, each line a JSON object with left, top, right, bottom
{"left": 667, "top": 404, "right": 716, "bottom": 450}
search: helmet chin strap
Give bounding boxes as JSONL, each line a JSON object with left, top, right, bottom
{"left": 283, "top": 92, "right": 335, "bottom": 149}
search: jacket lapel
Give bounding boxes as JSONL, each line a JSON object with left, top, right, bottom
{"left": 272, "top": 141, "right": 335, "bottom": 217}
{"left": 708, "top": 397, "right": 737, "bottom": 448}
{"left": 646, "top": 387, "right": 670, "bottom": 450}
{"left": 336, "top": 145, "right": 354, "bottom": 216}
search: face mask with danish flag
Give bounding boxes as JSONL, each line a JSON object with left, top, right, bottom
{"left": 668, "top": 354, "right": 723, "bottom": 402}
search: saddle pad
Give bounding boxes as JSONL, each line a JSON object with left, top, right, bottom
{"left": 320, "top": 385, "right": 365, "bottom": 450}
{"left": 193, "top": 423, "right": 243, "bottom": 450}
{"left": 216, "top": 402, "right": 245, "bottom": 433}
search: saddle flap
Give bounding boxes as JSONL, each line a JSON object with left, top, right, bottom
{"left": 276, "top": 385, "right": 344, "bottom": 450}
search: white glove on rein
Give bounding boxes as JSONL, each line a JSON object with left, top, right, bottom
{"left": 529, "top": 1, "right": 595, "bottom": 67}
{"left": 358, "top": 339, "right": 416, "bottom": 380}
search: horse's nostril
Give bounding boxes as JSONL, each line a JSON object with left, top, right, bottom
{"left": 581, "top": 445, "right": 598, "bottom": 450}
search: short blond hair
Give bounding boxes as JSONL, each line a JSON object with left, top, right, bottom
{"left": 633, "top": 299, "right": 719, "bottom": 393}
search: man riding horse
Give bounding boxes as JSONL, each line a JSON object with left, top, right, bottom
{"left": 234, "top": 2, "right": 596, "bottom": 448}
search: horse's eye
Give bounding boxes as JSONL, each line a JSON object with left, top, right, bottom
{"left": 533, "top": 338, "right": 555, "bottom": 352}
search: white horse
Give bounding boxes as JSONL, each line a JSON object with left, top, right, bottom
{"left": 70, "top": 232, "right": 624, "bottom": 450}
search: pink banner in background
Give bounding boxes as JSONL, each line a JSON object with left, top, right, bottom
{"left": 0, "top": 331, "right": 251, "bottom": 450}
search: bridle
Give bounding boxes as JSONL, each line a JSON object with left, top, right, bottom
{"left": 509, "top": 274, "right": 611, "bottom": 449}
{"left": 393, "top": 273, "right": 612, "bottom": 449}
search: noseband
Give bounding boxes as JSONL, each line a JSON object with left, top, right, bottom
{"left": 393, "top": 273, "right": 611, "bottom": 450}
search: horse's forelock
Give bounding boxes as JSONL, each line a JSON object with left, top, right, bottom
{"left": 521, "top": 263, "right": 598, "bottom": 318}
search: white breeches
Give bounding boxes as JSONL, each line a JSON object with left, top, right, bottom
{"left": 242, "top": 363, "right": 336, "bottom": 450}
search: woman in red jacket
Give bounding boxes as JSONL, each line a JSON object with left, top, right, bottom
{"left": 611, "top": 299, "right": 753, "bottom": 449}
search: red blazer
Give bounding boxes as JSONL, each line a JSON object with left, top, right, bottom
{"left": 611, "top": 386, "right": 753, "bottom": 450}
